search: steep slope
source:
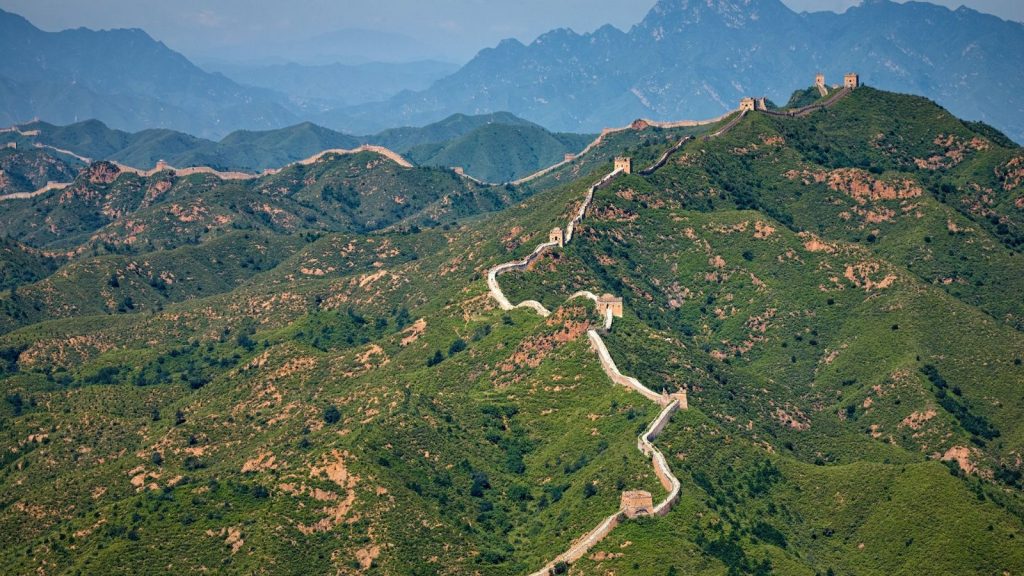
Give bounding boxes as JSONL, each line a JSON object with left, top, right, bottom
{"left": 336, "top": 0, "right": 1024, "bottom": 143}
{"left": 0, "top": 146, "right": 82, "bottom": 194}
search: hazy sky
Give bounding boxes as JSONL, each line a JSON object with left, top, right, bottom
{"left": 1, "top": 0, "right": 1021, "bottom": 64}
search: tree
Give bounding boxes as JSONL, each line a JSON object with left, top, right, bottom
{"left": 151, "top": 451, "right": 163, "bottom": 466}
{"left": 323, "top": 405, "right": 341, "bottom": 425}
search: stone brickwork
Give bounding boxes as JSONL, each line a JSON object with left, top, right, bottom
{"left": 549, "top": 227, "right": 564, "bottom": 247}
{"left": 614, "top": 156, "right": 632, "bottom": 174}
{"left": 596, "top": 293, "right": 623, "bottom": 318}
{"left": 845, "top": 72, "right": 860, "bottom": 89}
{"left": 621, "top": 491, "right": 654, "bottom": 518}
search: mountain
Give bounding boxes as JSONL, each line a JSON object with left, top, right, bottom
{"left": 1, "top": 85, "right": 1022, "bottom": 575}
{"left": 0, "top": 9, "right": 296, "bottom": 139}
{"left": 405, "top": 123, "right": 593, "bottom": 183}
{"left": 3, "top": 113, "right": 595, "bottom": 181}
{"left": 210, "top": 60, "right": 459, "bottom": 109}
{"left": 335, "top": 0, "right": 1024, "bottom": 143}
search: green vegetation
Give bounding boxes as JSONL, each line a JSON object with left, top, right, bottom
{"left": 407, "top": 123, "right": 593, "bottom": 183}
{"left": 0, "top": 86, "right": 1022, "bottom": 575}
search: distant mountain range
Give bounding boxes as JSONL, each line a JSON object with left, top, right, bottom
{"left": 1, "top": 0, "right": 1022, "bottom": 144}
{"left": 1, "top": 112, "right": 595, "bottom": 184}
{"left": 338, "top": 0, "right": 1024, "bottom": 143}
{"left": 0, "top": 8, "right": 299, "bottom": 139}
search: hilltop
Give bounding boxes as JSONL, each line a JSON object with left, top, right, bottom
{"left": 0, "top": 85, "right": 1022, "bottom": 575}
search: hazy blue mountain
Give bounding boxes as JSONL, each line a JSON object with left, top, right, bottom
{"left": 0, "top": 8, "right": 296, "bottom": 139}
{"left": 209, "top": 60, "right": 459, "bottom": 109}
{"left": 333, "top": 0, "right": 1024, "bottom": 142}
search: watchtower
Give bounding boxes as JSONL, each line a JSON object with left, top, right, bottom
{"left": 739, "top": 97, "right": 756, "bottom": 112}
{"left": 596, "top": 294, "right": 623, "bottom": 318}
{"left": 614, "top": 156, "right": 632, "bottom": 174}
{"left": 549, "top": 227, "right": 564, "bottom": 247}
{"left": 621, "top": 490, "right": 654, "bottom": 518}
{"left": 673, "top": 389, "right": 688, "bottom": 410}
{"left": 844, "top": 72, "right": 860, "bottom": 89}
{"left": 452, "top": 166, "right": 465, "bottom": 176}
{"left": 155, "top": 160, "right": 170, "bottom": 172}
{"left": 815, "top": 73, "right": 826, "bottom": 88}
{"left": 563, "top": 153, "right": 575, "bottom": 163}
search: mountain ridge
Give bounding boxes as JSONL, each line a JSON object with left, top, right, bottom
{"left": 330, "top": 0, "right": 1024, "bottom": 143}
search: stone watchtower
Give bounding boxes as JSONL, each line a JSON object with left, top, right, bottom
{"left": 844, "top": 73, "right": 860, "bottom": 89}
{"left": 621, "top": 490, "right": 654, "bottom": 518}
{"left": 815, "top": 73, "right": 826, "bottom": 88}
{"left": 614, "top": 156, "right": 632, "bottom": 174}
{"left": 549, "top": 227, "right": 564, "bottom": 247}
{"left": 596, "top": 294, "right": 623, "bottom": 318}
{"left": 739, "top": 97, "right": 756, "bottom": 112}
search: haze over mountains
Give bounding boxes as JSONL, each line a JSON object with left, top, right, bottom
{"left": 343, "top": 0, "right": 1024, "bottom": 141}
{"left": 1, "top": 0, "right": 1023, "bottom": 143}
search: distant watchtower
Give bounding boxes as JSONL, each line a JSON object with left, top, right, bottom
{"left": 621, "top": 490, "right": 654, "bottom": 518}
{"left": 453, "top": 166, "right": 465, "bottom": 176}
{"left": 815, "top": 73, "right": 826, "bottom": 88}
{"left": 563, "top": 153, "right": 575, "bottom": 163}
{"left": 614, "top": 156, "right": 632, "bottom": 174}
{"left": 596, "top": 294, "right": 623, "bottom": 318}
{"left": 844, "top": 72, "right": 860, "bottom": 89}
{"left": 549, "top": 227, "right": 564, "bottom": 247}
{"left": 739, "top": 97, "right": 756, "bottom": 112}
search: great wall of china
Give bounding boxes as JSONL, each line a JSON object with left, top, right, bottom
{"left": 486, "top": 116, "right": 719, "bottom": 574}
{"left": 0, "top": 73, "right": 857, "bottom": 204}
{"left": 0, "top": 74, "right": 860, "bottom": 573}
{"left": 485, "top": 74, "right": 858, "bottom": 574}
{"left": 0, "top": 144, "right": 415, "bottom": 203}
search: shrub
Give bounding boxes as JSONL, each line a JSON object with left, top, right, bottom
{"left": 448, "top": 338, "right": 467, "bottom": 355}
{"left": 426, "top": 350, "right": 445, "bottom": 367}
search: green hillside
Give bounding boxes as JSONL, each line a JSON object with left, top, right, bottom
{"left": 4, "top": 113, "right": 594, "bottom": 181}
{"left": 0, "top": 86, "right": 1022, "bottom": 576}
{"left": 407, "top": 123, "right": 593, "bottom": 183}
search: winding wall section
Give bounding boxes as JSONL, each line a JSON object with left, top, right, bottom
{"left": 486, "top": 117, "right": 710, "bottom": 573}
